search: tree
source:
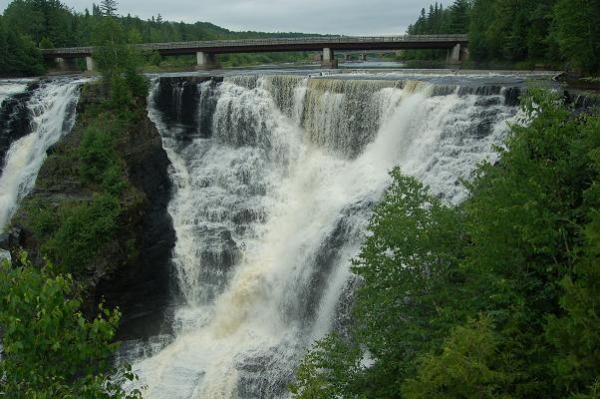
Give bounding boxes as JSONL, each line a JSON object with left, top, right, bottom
{"left": 99, "top": 0, "right": 118, "bottom": 17}
{"left": 402, "top": 317, "right": 515, "bottom": 399}
{"left": 545, "top": 113, "right": 600, "bottom": 396}
{"left": 0, "top": 16, "right": 45, "bottom": 76}
{"left": 0, "top": 254, "right": 142, "bottom": 398}
{"left": 92, "top": 17, "right": 147, "bottom": 104}
{"left": 289, "top": 335, "right": 364, "bottom": 399}
{"left": 447, "top": 0, "right": 471, "bottom": 33}
{"left": 554, "top": 0, "right": 600, "bottom": 73}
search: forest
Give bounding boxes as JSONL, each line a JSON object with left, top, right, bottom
{"left": 403, "top": 0, "right": 600, "bottom": 74}
{"left": 1, "top": 0, "right": 600, "bottom": 76}
{"left": 0, "top": 0, "right": 318, "bottom": 76}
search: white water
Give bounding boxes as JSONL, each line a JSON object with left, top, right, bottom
{"left": 135, "top": 74, "right": 520, "bottom": 398}
{"left": 0, "top": 79, "right": 81, "bottom": 232}
{"left": 0, "top": 80, "right": 32, "bottom": 105}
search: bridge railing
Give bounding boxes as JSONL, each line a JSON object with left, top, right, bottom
{"left": 137, "top": 34, "right": 469, "bottom": 51}
{"left": 41, "top": 34, "right": 468, "bottom": 56}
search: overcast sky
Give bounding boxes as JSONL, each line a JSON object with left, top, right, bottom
{"left": 0, "top": 0, "right": 454, "bottom": 35}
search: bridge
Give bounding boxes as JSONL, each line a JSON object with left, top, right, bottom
{"left": 42, "top": 34, "right": 469, "bottom": 70}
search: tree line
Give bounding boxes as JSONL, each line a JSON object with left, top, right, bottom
{"left": 0, "top": 0, "right": 320, "bottom": 76}
{"left": 1, "top": 0, "right": 599, "bottom": 76}
{"left": 404, "top": 0, "right": 600, "bottom": 74}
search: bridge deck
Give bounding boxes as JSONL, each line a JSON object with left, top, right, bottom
{"left": 42, "top": 35, "right": 468, "bottom": 59}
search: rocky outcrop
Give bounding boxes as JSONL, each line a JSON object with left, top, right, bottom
{"left": 10, "top": 83, "right": 176, "bottom": 340}
{"left": 96, "top": 101, "right": 177, "bottom": 340}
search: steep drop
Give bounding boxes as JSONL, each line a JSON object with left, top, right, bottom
{"left": 135, "top": 73, "right": 521, "bottom": 398}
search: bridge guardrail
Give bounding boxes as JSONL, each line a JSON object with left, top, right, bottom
{"left": 42, "top": 35, "right": 469, "bottom": 55}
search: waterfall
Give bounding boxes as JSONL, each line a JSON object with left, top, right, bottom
{"left": 0, "top": 79, "right": 32, "bottom": 105}
{"left": 0, "top": 79, "right": 82, "bottom": 232}
{"left": 134, "top": 73, "right": 522, "bottom": 399}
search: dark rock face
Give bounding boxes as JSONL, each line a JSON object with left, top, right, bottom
{"left": 95, "top": 106, "right": 177, "bottom": 340}
{"left": 0, "top": 84, "right": 37, "bottom": 171}
{"left": 154, "top": 76, "right": 222, "bottom": 141}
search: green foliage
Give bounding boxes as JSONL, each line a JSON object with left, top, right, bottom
{"left": 350, "top": 170, "right": 468, "bottom": 397}
{"left": 291, "top": 91, "right": 600, "bottom": 399}
{"left": 544, "top": 114, "right": 600, "bottom": 396}
{"left": 39, "top": 36, "right": 54, "bottom": 48}
{"left": 79, "top": 119, "right": 127, "bottom": 195}
{"left": 406, "top": 0, "right": 599, "bottom": 72}
{"left": 92, "top": 17, "right": 148, "bottom": 102}
{"left": 0, "top": 0, "right": 326, "bottom": 76}
{"left": 99, "top": 0, "right": 118, "bottom": 17}
{"left": 402, "top": 317, "right": 515, "bottom": 399}
{"left": 553, "top": 0, "right": 600, "bottom": 73}
{"left": 0, "top": 15, "right": 45, "bottom": 77}
{"left": 2, "top": 0, "right": 73, "bottom": 47}
{"left": 39, "top": 194, "right": 121, "bottom": 276}
{"left": 19, "top": 106, "right": 140, "bottom": 277}
{"left": 403, "top": 1, "right": 470, "bottom": 61}
{"left": 0, "top": 254, "right": 142, "bottom": 398}
{"left": 289, "top": 335, "right": 365, "bottom": 399}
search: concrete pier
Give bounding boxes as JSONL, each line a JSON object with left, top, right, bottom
{"left": 54, "top": 57, "right": 65, "bottom": 69}
{"left": 447, "top": 43, "right": 462, "bottom": 65}
{"left": 54, "top": 57, "right": 79, "bottom": 72}
{"left": 321, "top": 47, "right": 338, "bottom": 69}
{"left": 85, "top": 56, "right": 96, "bottom": 72}
{"left": 196, "top": 52, "right": 219, "bottom": 70}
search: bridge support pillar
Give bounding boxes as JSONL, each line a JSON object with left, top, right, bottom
{"left": 447, "top": 44, "right": 463, "bottom": 65}
{"left": 54, "top": 57, "right": 66, "bottom": 70}
{"left": 361, "top": 53, "right": 368, "bottom": 61}
{"left": 54, "top": 57, "right": 79, "bottom": 72}
{"left": 85, "top": 56, "right": 96, "bottom": 72}
{"left": 344, "top": 54, "right": 352, "bottom": 61}
{"left": 196, "top": 52, "right": 219, "bottom": 70}
{"left": 321, "top": 47, "right": 338, "bottom": 69}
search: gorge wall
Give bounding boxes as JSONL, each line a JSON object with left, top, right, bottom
{"left": 0, "top": 80, "right": 176, "bottom": 339}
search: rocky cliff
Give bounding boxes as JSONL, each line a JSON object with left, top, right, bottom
{"left": 9, "top": 82, "right": 176, "bottom": 340}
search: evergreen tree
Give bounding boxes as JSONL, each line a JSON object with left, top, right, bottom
{"left": 554, "top": 0, "right": 600, "bottom": 73}
{"left": 99, "top": 0, "right": 118, "bottom": 17}
{"left": 0, "top": 15, "right": 45, "bottom": 76}
{"left": 447, "top": 0, "right": 470, "bottom": 33}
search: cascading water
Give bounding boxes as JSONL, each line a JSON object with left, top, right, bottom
{"left": 0, "top": 79, "right": 82, "bottom": 232}
{"left": 133, "top": 72, "right": 522, "bottom": 399}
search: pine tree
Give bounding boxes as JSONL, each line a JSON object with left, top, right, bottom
{"left": 99, "top": 0, "right": 118, "bottom": 17}
{"left": 448, "top": 0, "right": 470, "bottom": 34}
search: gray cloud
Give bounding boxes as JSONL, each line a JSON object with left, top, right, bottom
{"left": 0, "top": 0, "right": 454, "bottom": 35}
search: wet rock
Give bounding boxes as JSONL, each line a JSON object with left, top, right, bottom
{"left": 0, "top": 233, "right": 8, "bottom": 249}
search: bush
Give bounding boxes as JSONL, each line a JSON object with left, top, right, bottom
{"left": 0, "top": 254, "right": 141, "bottom": 398}
{"left": 42, "top": 195, "right": 121, "bottom": 276}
